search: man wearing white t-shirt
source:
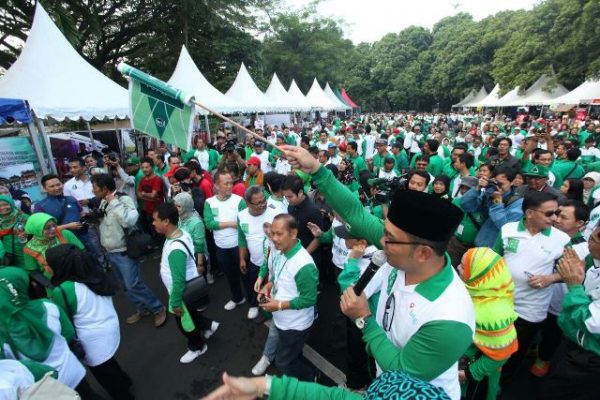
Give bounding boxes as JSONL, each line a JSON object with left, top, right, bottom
{"left": 494, "top": 191, "right": 569, "bottom": 381}
{"left": 204, "top": 171, "right": 248, "bottom": 311}
{"left": 238, "top": 186, "right": 279, "bottom": 320}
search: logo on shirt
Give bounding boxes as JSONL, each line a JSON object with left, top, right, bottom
{"left": 241, "top": 223, "right": 249, "bottom": 234}
{"left": 507, "top": 238, "right": 520, "bottom": 253}
{"left": 211, "top": 207, "right": 219, "bottom": 218}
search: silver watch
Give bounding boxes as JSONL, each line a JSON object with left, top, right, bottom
{"left": 355, "top": 315, "right": 372, "bottom": 329}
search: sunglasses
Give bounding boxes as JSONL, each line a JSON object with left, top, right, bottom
{"left": 382, "top": 294, "right": 395, "bottom": 332}
{"left": 531, "top": 209, "right": 560, "bottom": 218}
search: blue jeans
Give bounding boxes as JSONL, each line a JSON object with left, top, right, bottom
{"left": 263, "top": 323, "right": 279, "bottom": 361}
{"left": 107, "top": 252, "right": 163, "bottom": 314}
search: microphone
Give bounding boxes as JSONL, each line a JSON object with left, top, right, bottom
{"left": 353, "top": 250, "right": 387, "bottom": 295}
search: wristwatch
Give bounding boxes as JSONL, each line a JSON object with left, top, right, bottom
{"left": 355, "top": 314, "right": 372, "bottom": 330}
{"left": 264, "top": 374, "right": 272, "bottom": 396}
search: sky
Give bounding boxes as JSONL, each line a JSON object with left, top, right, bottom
{"left": 289, "top": 0, "right": 538, "bottom": 43}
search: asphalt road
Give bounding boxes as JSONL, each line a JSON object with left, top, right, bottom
{"left": 86, "top": 250, "right": 541, "bottom": 399}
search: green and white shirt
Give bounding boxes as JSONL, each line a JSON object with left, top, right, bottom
{"left": 494, "top": 219, "right": 570, "bottom": 323}
{"left": 204, "top": 194, "right": 246, "bottom": 249}
{"left": 160, "top": 231, "right": 198, "bottom": 310}
{"left": 238, "top": 207, "right": 279, "bottom": 266}
{"left": 368, "top": 259, "right": 475, "bottom": 400}
{"left": 270, "top": 240, "right": 319, "bottom": 331}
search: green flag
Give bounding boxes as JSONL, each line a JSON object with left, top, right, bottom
{"left": 118, "top": 63, "right": 194, "bottom": 150}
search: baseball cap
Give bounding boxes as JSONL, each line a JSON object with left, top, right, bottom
{"left": 247, "top": 156, "right": 261, "bottom": 166}
{"left": 523, "top": 164, "right": 549, "bottom": 178}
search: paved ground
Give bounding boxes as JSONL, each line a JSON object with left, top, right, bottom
{"left": 86, "top": 251, "right": 542, "bottom": 399}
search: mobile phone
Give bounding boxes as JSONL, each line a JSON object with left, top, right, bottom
{"left": 524, "top": 271, "right": 534, "bottom": 279}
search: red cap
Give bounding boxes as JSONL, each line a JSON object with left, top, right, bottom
{"left": 164, "top": 165, "right": 180, "bottom": 178}
{"left": 345, "top": 127, "right": 353, "bottom": 132}
{"left": 393, "top": 128, "right": 400, "bottom": 134}
{"left": 247, "top": 156, "right": 261, "bottom": 167}
{"left": 339, "top": 142, "right": 347, "bottom": 152}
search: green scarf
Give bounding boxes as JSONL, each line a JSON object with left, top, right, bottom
{"left": 0, "top": 195, "right": 20, "bottom": 231}
{"left": 461, "top": 247, "right": 518, "bottom": 361}
{"left": 0, "top": 267, "right": 54, "bottom": 361}
{"left": 24, "top": 212, "right": 61, "bottom": 256}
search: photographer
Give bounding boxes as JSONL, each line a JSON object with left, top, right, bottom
{"left": 91, "top": 173, "right": 166, "bottom": 328}
{"left": 103, "top": 154, "right": 138, "bottom": 208}
{"left": 171, "top": 167, "right": 206, "bottom": 215}
{"left": 460, "top": 164, "right": 524, "bottom": 247}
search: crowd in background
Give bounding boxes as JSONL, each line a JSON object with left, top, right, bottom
{"left": 1, "top": 109, "right": 600, "bottom": 399}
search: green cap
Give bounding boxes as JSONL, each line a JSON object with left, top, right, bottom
{"left": 127, "top": 156, "right": 140, "bottom": 165}
{"left": 523, "top": 163, "right": 549, "bottom": 178}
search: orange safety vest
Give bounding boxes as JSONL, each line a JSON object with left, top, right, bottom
{"left": 23, "top": 229, "right": 69, "bottom": 275}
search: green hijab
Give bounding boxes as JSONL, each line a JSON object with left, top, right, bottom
{"left": 0, "top": 194, "right": 19, "bottom": 231}
{"left": 0, "top": 267, "right": 54, "bottom": 361}
{"left": 24, "top": 212, "right": 59, "bottom": 255}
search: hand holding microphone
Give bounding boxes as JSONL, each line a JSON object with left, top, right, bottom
{"left": 341, "top": 250, "right": 387, "bottom": 320}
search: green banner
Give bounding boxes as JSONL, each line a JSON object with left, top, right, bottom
{"left": 119, "top": 63, "right": 195, "bottom": 151}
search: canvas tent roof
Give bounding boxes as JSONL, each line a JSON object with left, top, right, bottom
{"left": 460, "top": 86, "right": 487, "bottom": 108}
{"left": 305, "top": 78, "right": 340, "bottom": 110}
{"left": 324, "top": 83, "right": 351, "bottom": 111}
{"left": 452, "top": 89, "right": 476, "bottom": 108}
{"left": 542, "top": 79, "right": 600, "bottom": 105}
{"left": 0, "top": 4, "right": 128, "bottom": 121}
{"left": 517, "top": 74, "right": 569, "bottom": 105}
{"left": 264, "top": 73, "right": 309, "bottom": 112}
{"left": 334, "top": 87, "right": 351, "bottom": 107}
{"left": 287, "top": 80, "right": 313, "bottom": 111}
{"left": 225, "top": 63, "right": 278, "bottom": 112}
{"left": 168, "top": 46, "right": 241, "bottom": 114}
{"left": 492, "top": 86, "right": 525, "bottom": 107}
{"left": 466, "top": 84, "right": 501, "bottom": 108}
{"left": 340, "top": 88, "right": 359, "bottom": 108}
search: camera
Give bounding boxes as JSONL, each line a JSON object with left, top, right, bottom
{"left": 81, "top": 208, "right": 105, "bottom": 224}
{"left": 108, "top": 152, "right": 119, "bottom": 162}
{"left": 485, "top": 179, "right": 499, "bottom": 194}
{"left": 373, "top": 174, "right": 408, "bottom": 205}
{"left": 224, "top": 140, "right": 236, "bottom": 153}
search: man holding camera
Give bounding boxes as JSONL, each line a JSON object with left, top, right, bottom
{"left": 91, "top": 173, "right": 166, "bottom": 327}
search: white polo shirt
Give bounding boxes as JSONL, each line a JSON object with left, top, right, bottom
{"left": 498, "top": 219, "right": 570, "bottom": 322}
{"left": 238, "top": 207, "right": 278, "bottom": 266}
{"left": 63, "top": 175, "right": 93, "bottom": 212}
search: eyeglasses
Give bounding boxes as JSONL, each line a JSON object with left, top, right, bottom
{"left": 384, "top": 239, "right": 431, "bottom": 247}
{"left": 248, "top": 199, "right": 267, "bottom": 206}
{"left": 382, "top": 294, "right": 395, "bottom": 332}
{"left": 531, "top": 209, "right": 560, "bottom": 218}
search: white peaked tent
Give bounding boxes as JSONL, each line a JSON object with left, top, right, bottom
{"left": 468, "top": 84, "right": 501, "bottom": 108}
{"left": 287, "top": 80, "right": 312, "bottom": 111}
{"left": 452, "top": 89, "right": 477, "bottom": 108}
{"left": 0, "top": 4, "right": 128, "bottom": 121}
{"left": 517, "top": 74, "right": 569, "bottom": 105}
{"left": 543, "top": 79, "right": 600, "bottom": 105}
{"left": 225, "top": 63, "right": 278, "bottom": 112}
{"left": 168, "top": 46, "right": 241, "bottom": 114}
{"left": 324, "top": 83, "right": 351, "bottom": 111}
{"left": 493, "top": 86, "right": 525, "bottom": 107}
{"left": 264, "top": 73, "right": 298, "bottom": 111}
{"left": 463, "top": 86, "right": 488, "bottom": 108}
{"left": 305, "top": 78, "right": 340, "bottom": 110}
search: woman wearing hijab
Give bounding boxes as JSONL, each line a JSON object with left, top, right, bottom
{"left": 338, "top": 158, "right": 359, "bottom": 192}
{"left": 582, "top": 172, "right": 600, "bottom": 206}
{"left": 457, "top": 248, "right": 519, "bottom": 400}
{"left": 0, "top": 194, "right": 28, "bottom": 267}
{"left": 432, "top": 174, "right": 451, "bottom": 200}
{"left": 23, "top": 213, "right": 84, "bottom": 278}
{"left": 202, "top": 369, "right": 450, "bottom": 400}
{"left": 46, "top": 244, "right": 133, "bottom": 400}
{"left": 0, "top": 267, "right": 98, "bottom": 397}
{"left": 174, "top": 192, "right": 206, "bottom": 275}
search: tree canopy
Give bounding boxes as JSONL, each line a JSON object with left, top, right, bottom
{"left": 2, "top": 0, "right": 600, "bottom": 111}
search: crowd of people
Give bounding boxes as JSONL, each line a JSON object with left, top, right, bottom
{"left": 1, "top": 110, "right": 600, "bottom": 400}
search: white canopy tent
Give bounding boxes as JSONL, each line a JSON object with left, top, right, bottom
{"left": 225, "top": 63, "right": 279, "bottom": 113}
{"left": 517, "top": 74, "right": 569, "bottom": 106}
{"left": 492, "top": 86, "right": 525, "bottom": 107}
{"left": 468, "top": 84, "right": 501, "bottom": 108}
{"left": 287, "top": 80, "right": 313, "bottom": 111}
{"left": 542, "top": 79, "right": 600, "bottom": 105}
{"left": 452, "top": 89, "right": 477, "bottom": 108}
{"left": 168, "top": 46, "right": 241, "bottom": 114}
{"left": 461, "top": 86, "right": 488, "bottom": 108}
{"left": 324, "top": 83, "right": 351, "bottom": 111}
{"left": 305, "top": 78, "right": 341, "bottom": 111}
{"left": 264, "top": 73, "right": 303, "bottom": 112}
{"left": 0, "top": 4, "right": 128, "bottom": 121}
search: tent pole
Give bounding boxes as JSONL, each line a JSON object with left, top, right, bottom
{"left": 539, "top": 105, "right": 544, "bottom": 118}
{"left": 35, "top": 118, "right": 58, "bottom": 175}
{"left": 114, "top": 118, "right": 122, "bottom": 152}
{"left": 85, "top": 120, "right": 96, "bottom": 150}
{"left": 27, "top": 122, "right": 50, "bottom": 175}
{"left": 205, "top": 114, "right": 211, "bottom": 144}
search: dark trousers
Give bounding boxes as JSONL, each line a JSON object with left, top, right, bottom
{"left": 89, "top": 356, "right": 133, "bottom": 400}
{"left": 174, "top": 307, "right": 213, "bottom": 351}
{"left": 205, "top": 230, "right": 219, "bottom": 274}
{"left": 501, "top": 317, "right": 544, "bottom": 382}
{"left": 75, "top": 379, "right": 103, "bottom": 400}
{"left": 275, "top": 326, "right": 315, "bottom": 381}
{"left": 243, "top": 261, "right": 260, "bottom": 307}
{"left": 538, "top": 340, "right": 600, "bottom": 400}
{"left": 216, "top": 246, "right": 243, "bottom": 302}
{"left": 465, "top": 374, "right": 489, "bottom": 400}
{"left": 538, "top": 313, "right": 563, "bottom": 362}
{"left": 345, "top": 317, "right": 372, "bottom": 389}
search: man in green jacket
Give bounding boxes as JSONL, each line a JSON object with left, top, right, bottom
{"left": 281, "top": 145, "right": 475, "bottom": 399}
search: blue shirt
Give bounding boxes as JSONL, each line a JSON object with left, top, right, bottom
{"left": 34, "top": 195, "right": 82, "bottom": 224}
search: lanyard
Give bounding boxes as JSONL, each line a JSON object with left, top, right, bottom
{"left": 387, "top": 268, "right": 398, "bottom": 295}
{"left": 272, "top": 252, "right": 290, "bottom": 290}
